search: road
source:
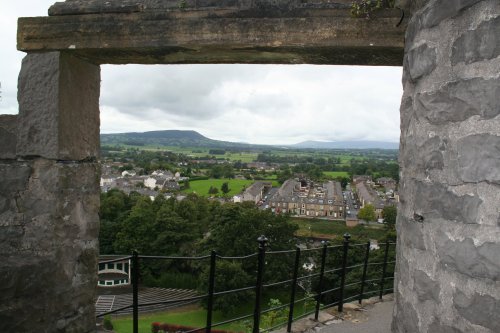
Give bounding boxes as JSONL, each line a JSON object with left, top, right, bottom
{"left": 343, "top": 187, "right": 359, "bottom": 218}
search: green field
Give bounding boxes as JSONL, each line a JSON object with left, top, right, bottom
{"left": 322, "top": 171, "right": 350, "bottom": 178}
{"left": 184, "top": 179, "right": 255, "bottom": 197}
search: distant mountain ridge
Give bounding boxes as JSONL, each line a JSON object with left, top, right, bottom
{"left": 101, "top": 130, "right": 256, "bottom": 148}
{"left": 291, "top": 140, "right": 399, "bottom": 149}
{"left": 101, "top": 130, "right": 399, "bottom": 150}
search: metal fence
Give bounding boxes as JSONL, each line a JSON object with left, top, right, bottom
{"left": 97, "top": 234, "right": 396, "bottom": 333}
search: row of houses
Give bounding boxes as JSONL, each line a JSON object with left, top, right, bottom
{"left": 267, "top": 179, "right": 345, "bottom": 218}
{"left": 354, "top": 176, "right": 398, "bottom": 219}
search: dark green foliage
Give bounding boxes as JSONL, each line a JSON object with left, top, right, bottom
{"left": 199, "top": 260, "right": 253, "bottom": 314}
{"left": 210, "top": 164, "right": 234, "bottom": 179}
{"left": 382, "top": 205, "right": 397, "bottom": 230}
{"left": 209, "top": 149, "right": 226, "bottom": 155}
{"left": 208, "top": 185, "right": 219, "bottom": 195}
{"left": 143, "top": 271, "right": 199, "bottom": 290}
{"left": 357, "top": 204, "right": 377, "bottom": 222}
{"left": 220, "top": 182, "right": 230, "bottom": 195}
{"left": 103, "top": 315, "right": 113, "bottom": 330}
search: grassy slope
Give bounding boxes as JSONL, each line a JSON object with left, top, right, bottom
{"left": 111, "top": 293, "right": 315, "bottom": 333}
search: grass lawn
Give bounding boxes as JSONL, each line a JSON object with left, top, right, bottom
{"left": 184, "top": 179, "right": 255, "bottom": 197}
{"left": 293, "top": 218, "right": 388, "bottom": 241}
{"left": 111, "top": 304, "right": 245, "bottom": 333}
{"left": 322, "top": 171, "right": 350, "bottom": 178}
{"left": 110, "top": 292, "right": 316, "bottom": 333}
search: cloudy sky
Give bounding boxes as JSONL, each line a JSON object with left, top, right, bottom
{"left": 1, "top": 1, "right": 403, "bottom": 145}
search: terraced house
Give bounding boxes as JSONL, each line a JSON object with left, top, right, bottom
{"left": 268, "top": 179, "right": 344, "bottom": 218}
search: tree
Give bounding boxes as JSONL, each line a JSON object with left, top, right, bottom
{"left": 382, "top": 205, "right": 397, "bottom": 230}
{"left": 221, "top": 182, "right": 230, "bottom": 196}
{"left": 199, "top": 260, "right": 252, "bottom": 314}
{"left": 113, "top": 196, "right": 156, "bottom": 254}
{"left": 358, "top": 204, "right": 376, "bottom": 222}
{"left": 208, "top": 186, "right": 219, "bottom": 195}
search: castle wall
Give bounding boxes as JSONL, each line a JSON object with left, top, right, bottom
{"left": 394, "top": 1, "right": 500, "bottom": 332}
{"left": 0, "top": 52, "right": 100, "bottom": 332}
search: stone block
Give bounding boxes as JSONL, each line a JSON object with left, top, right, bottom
{"left": 457, "top": 134, "right": 500, "bottom": 185}
{"left": 0, "top": 162, "right": 31, "bottom": 230}
{"left": 0, "top": 159, "right": 99, "bottom": 333}
{"left": 401, "top": 136, "right": 445, "bottom": 174}
{"left": 452, "top": 16, "right": 500, "bottom": 65}
{"left": 439, "top": 237, "right": 500, "bottom": 281}
{"left": 454, "top": 290, "right": 500, "bottom": 332}
{"left": 0, "top": 115, "right": 18, "bottom": 159}
{"left": 392, "top": 299, "right": 420, "bottom": 332}
{"left": 398, "top": 215, "right": 426, "bottom": 250}
{"left": 416, "top": 77, "right": 500, "bottom": 125}
{"left": 427, "top": 319, "right": 463, "bottom": 333}
{"left": 17, "top": 52, "right": 100, "bottom": 160}
{"left": 18, "top": 160, "right": 100, "bottom": 252}
{"left": 413, "top": 270, "right": 440, "bottom": 302}
{"left": 407, "top": 43, "right": 437, "bottom": 81}
{"left": 421, "top": 0, "right": 482, "bottom": 28}
{"left": 411, "top": 180, "right": 482, "bottom": 224}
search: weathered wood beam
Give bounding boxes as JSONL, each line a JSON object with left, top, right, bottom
{"left": 18, "top": 8, "right": 406, "bottom": 65}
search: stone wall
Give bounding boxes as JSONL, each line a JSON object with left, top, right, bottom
{"left": 394, "top": 0, "right": 500, "bottom": 332}
{"left": 0, "top": 52, "right": 100, "bottom": 332}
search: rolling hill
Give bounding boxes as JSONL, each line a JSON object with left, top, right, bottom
{"left": 101, "top": 130, "right": 399, "bottom": 150}
{"left": 100, "top": 130, "right": 257, "bottom": 148}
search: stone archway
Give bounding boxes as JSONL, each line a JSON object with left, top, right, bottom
{"left": 1, "top": 1, "right": 499, "bottom": 332}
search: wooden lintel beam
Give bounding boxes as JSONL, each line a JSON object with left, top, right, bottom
{"left": 17, "top": 10, "right": 406, "bottom": 65}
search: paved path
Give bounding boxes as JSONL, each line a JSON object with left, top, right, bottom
{"left": 318, "top": 301, "right": 394, "bottom": 333}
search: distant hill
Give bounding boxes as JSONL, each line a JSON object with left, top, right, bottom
{"left": 101, "top": 130, "right": 258, "bottom": 148}
{"left": 291, "top": 140, "right": 399, "bottom": 149}
{"left": 101, "top": 130, "right": 399, "bottom": 150}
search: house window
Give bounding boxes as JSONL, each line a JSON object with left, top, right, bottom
{"left": 107, "top": 263, "right": 115, "bottom": 270}
{"left": 106, "top": 281, "right": 112, "bottom": 286}
{"left": 117, "top": 263, "right": 123, "bottom": 271}
{"left": 125, "top": 263, "right": 129, "bottom": 272}
{"left": 99, "top": 263, "right": 105, "bottom": 271}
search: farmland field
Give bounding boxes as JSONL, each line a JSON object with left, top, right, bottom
{"left": 322, "top": 171, "right": 350, "bottom": 178}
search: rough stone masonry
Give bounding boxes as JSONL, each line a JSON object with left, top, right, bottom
{"left": 0, "top": 52, "right": 101, "bottom": 333}
{"left": 394, "top": 0, "right": 500, "bottom": 332}
{"left": 0, "top": 0, "right": 499, "bottom": 332}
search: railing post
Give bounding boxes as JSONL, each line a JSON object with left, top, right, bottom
{"left": 379, "top": 240, "right": 390, "bottom": 300}
{"left": 253, "top": 235, "right": 268, "bottom": 333}
{"left": 132, "top": 251, "right": 139, "bottom": 333}
{"left": 206, "top": 250, "right": 217, "bottom": 333}
{"left": 287, "top": 246, "right": 301, "bottom": 333}
{"left": 338, "top": 233, "right": 350, "bottom": 312}
{"left": 358, "top": 241, "right": 371, "bottom": 304}
{"left": 314, "top": 241, "right": 328, "bottom": 320}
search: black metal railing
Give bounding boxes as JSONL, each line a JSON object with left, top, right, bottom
{"left": 96, "top": 234, "right": 396, "bottom": 333}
